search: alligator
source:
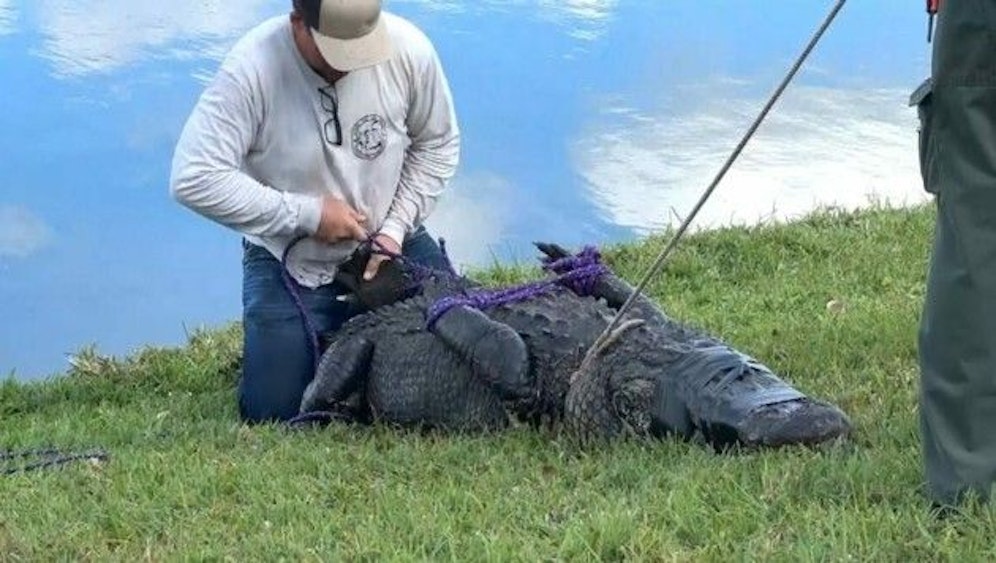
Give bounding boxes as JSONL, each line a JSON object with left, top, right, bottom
{"left": 296, "top": 243, "right": 852, "bottom": 450}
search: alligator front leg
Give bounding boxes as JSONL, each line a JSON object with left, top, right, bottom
{"left": 429, "top": 306, "right": 533, "bottom": 404}
{"left": 299, "top": 335, "right": 375, "bottom": 423}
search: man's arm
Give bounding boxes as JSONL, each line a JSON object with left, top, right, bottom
{"left": 377, "top": 40, "right": 460, "bottom": 248}
{"left": 170, "top": 65, "right": 323, "bottom": 239}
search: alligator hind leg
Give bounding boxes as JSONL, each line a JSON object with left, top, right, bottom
{"left": 429, "top": 306, "right": 532, "bottom": 403}
{"left": 299, "top": 336, "right": 375, "bottom": 423}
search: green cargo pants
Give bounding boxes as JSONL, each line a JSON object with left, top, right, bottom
{"left": 916, "top": 0, "right": 996, "bottom": 506}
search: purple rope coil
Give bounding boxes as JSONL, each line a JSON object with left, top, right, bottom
{"left": 541, "top": 245, "right": 605, "bottom": 296}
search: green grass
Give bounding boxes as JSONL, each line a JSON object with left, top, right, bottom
{"left": 3, "top": 203, "right": 995, "bottom": 561}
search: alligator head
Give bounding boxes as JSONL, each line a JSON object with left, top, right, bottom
{"left": 333, "top": 245, "right": 476, "bottom": 312}
{"left": 565, "top": 318, "right": 853, "bottom": 450}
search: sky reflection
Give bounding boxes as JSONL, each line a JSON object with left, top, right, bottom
{"left": 575, "top": 80, "right": 928, "bottom": 233}
{"left": 0, "top": 0, "right": 932, "bottom": 380}
{"left": 34, "top": 0, "right": 276, "bottom": 77}
{"left": 0, "top": 205, "right": 53, "bottom": 258}
{"left": 0, "top": 0, "right": 14, "bottom": 35}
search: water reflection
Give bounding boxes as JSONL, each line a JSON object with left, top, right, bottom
{"left": 0, "top": 0, "right": 14, "bottom": 35}
{"left": 537, "top": 0, "right": 618, "bottom": 41}
{"left": 31, "top": 0, "right": 621, "bottom": 78}
{"left": 35, "top": 0, "right": 275, "bottom": 76}
{"left": 393, "top": 0, "right": 620, "bottom": 59}
{"left": 399, "top": 0, "right": 618, "bottom": 26}
{"left": 0, "top": 0, "right": 930, "bottom": 380}
{"left": 424, "top": 173, "right": 516, "bottom": 269}
{"left": 574, "top": 79, "right": 928, "bottom": 233}
{"left": 0, "top": 206, "right": 53, "bottom": 258}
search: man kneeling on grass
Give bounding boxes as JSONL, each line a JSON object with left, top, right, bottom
{"left": 170, "top": 0, "right": 460, "bottom": 423}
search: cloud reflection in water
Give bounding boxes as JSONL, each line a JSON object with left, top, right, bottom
{"left": 35, "top": 0, "right": 277, "bottom": 76}
{"left": 0, "top": 0, "right": 15, "bottom": 35}
{"left": 32, "top": 0, "right": 620, "bottom": 78}
{"left": 0, "top": 205, "right": 54, "bottom": 258}
{"left": 396, "top": 0, "right": 618, "bottom": 40}
{"left": 536, "top": 0, "right": 618, "bottom": 40}
{"left": 574, "top": 79, "right": 928, "bottom": 235}
{"left": 424, "top": 172, "right": 515, "bottom": 270}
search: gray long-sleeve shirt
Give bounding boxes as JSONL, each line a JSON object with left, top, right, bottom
{"left": 170, "top": 13, "right": 460, "bottom": 288}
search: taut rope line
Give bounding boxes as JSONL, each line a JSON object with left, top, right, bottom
{"left": 580, "top": 0, "right": 849, "bottom": 366}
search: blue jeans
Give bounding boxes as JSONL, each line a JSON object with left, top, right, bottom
{"left": 238, "top": 226, "right": 451, "bottom": 423}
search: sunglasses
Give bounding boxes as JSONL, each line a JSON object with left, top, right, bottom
{"left": 318, "top": 84, "right": 342, "bottom": 146}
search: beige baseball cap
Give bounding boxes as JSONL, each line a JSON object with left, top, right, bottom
{"left": 298, "top": 0, "right": 393, "bottom": 71}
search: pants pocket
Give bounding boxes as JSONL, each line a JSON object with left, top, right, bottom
{"left": 910, "top": 78, "right": 939, "bottom": 195}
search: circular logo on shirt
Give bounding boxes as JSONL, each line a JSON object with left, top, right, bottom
{"left": 351, "top": 114, "right": 387, "bottom": 160}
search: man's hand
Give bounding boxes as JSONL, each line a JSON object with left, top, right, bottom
{"left": 364, "top": 233, "right": 401, "bottom": 281}
{"left": 316, "top": 196, "right": 368, "bottom": 243}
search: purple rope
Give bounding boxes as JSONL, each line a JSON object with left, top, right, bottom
{"left": 281, "top": 236, "right": 323, "bottom": 375}
{"left": 424, "top": 247, "right": 608, "bottom": 329}
{"left": 281, "top": 236, "right": 607, "bottom": 378}
{"left": 541, "top": 246, "right": 605, "bottom": 296}
{"left": 366, "top": 235, "right": 457, "bottom": 288}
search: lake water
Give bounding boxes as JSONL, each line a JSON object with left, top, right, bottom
{"left": 0, "top": 0, "right": 933, "bottom": 380}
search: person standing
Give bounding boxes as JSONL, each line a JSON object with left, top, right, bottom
{"left": 170, "top": 0, "right": 460, "bottom": 423}
{"left": 915, "top": 0, "right": 996, "bottom": 507}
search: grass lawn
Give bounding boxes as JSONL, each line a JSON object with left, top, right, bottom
{"left": 3, "top": 203, "right": 995, "bottom": 561}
